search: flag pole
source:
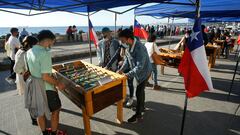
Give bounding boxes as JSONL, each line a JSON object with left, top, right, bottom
{"left": 168, "top": 17, "right": 174, "bottom": 49}
{"left": 114, "top": 13, "right": 117, "bottom": 38}
{"left": 180, "top": 94, "right": 188, "bottom": 135}
{"left": 87, "top": 6, "right": 92, "bottom": 64}
{"left": 134, "top": 15, "right": 136, "bottom": 33}
{"left": 227, "top": 52, "right": 240, "bottom": 100}
{"left": 180, "top": 1, "right": 200, "bottom": 135}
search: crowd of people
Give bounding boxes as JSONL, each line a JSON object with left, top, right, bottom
{"left": 66, "top": 25, "right": 80, "bottom": 41}
{"left": 3, "top": 23, "right": 239, "bottom": 134}
{"left": 4, "top": 28, "right": 65, "bottom": 135}
{"left": 144, "top": 24, "right": 187, "bottom": 39}
{"left": 3, "top": 25, "right": 164, "bottom": 134}
{"left": 174, "top": 24, "right": 238, "bottom": 59}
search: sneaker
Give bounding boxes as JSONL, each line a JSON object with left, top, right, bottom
{"left": 127, "top": 114, "right": 143, "bottom": 123}
{"left": 145, "top": 82, "right": 153, "bottom": 87}
{"left": 153, "top": 85, "right": 161, "bottom": 90}
{"left": 126, "top": 98, "right": 134, "bottom": 107}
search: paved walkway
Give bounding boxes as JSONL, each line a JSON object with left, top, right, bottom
{"left": 0, "top": 44, "right": 239, "bottom": 135}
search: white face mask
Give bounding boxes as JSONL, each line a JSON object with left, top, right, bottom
{"left": 121, "top": 43, "right": 128, "bottom": 49}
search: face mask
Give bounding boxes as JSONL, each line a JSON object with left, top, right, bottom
{"left": 121, "top": 43, "right": 128, "bottom": 49}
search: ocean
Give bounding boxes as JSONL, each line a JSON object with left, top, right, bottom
{"left": 0, "top": 26, "right": 129, "bottom": 36}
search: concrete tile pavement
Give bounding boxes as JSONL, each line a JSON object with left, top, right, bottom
{"left": 0, "top": 49, "right": 240, "bottom": 135}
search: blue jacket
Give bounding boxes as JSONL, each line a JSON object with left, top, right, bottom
{"left": 97, "top": 38, "right": 120, "bottom": 71}
{"left": 120, "top": 39, "right": 152, "bottom": 84}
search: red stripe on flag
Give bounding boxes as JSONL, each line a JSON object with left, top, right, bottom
{"left": 134, "top": 27, "right": 148, "bottom": 40}
{"left": 89, "top": 29, "right": 98, "bottom": 48}
{"left": 178, "top": 48, "right": 209, "bottom": 98}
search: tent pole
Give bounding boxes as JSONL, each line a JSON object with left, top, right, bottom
{"left": 167, "top": 17, "right": 170, "bottom": 37}
{"left": 180, "top": 0, "right": 200, "bottom": 135}
{"left": 87, "top": 7, "right": 92, "bottom": 63}
{"left": 227, "top": 52, "right": 240, "bottom": 100}
{"left": 168, "top": 17, "right": 174, "bottom": 49}
{"left": 115, "top": 13, "right": 117, "bottom": 38}
{"left": 180, "top": 94, "right": 188, "bottom": 135}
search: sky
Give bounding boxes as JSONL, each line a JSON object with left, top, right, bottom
{"left": 0, "top": 5, "right": 188, "bottom": 27}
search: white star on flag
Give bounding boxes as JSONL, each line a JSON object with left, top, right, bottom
{"left": 190, "top": 31, "right": 200, "bottom": 42}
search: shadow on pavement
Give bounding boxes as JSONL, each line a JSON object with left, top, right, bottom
{"left": 0, "top": 130, "right": 11, "bottom": 135}
{"left": 0, "top": 71, "right": 16, "bottom": 93}
{"left": 61, "top": 101, "right": 240, "bottom": 135}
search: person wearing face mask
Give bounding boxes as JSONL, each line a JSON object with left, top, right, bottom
{"left": 117, "top": 29, "right": 152, "bottom": 123}
{"left": 174, "top": 30, "right": 192, "bottom": 51}
{"left": 97, "top": 27, "right": 120, "bottom": 71}
{"left": 26, "top": 30, "right": 65, "bottom": 135}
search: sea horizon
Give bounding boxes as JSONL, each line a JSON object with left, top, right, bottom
{"left": 0, "top": 26, "right": 130, "bottom": 36}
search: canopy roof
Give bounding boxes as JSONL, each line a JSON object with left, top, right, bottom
{"left": 0, "top": 0, "right": 171, "bottom": 16}
{"left": 135, "top": 0, "right": 240, "bottom": 18}
{"left": 189, "top": 17, "right": 240, "bottom": 23}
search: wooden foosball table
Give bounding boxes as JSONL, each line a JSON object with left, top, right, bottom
{"left": 159, "top": 48, "right": 183, "bottom": 74}
{"left": 214, "top": 40, "right": 225, "bottom": 58}
{"left": 52, "top": 60, "right": 127, "bottom": 135}
{"left": 206, "top": 43, "right": 220, "bottom": 68}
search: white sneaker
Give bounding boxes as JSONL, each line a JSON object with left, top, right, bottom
{"left": 126, "top": 98, "right": 134, "bottom": 107}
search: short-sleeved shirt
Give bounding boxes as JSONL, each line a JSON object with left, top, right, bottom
{"left": 26, "top": 45, "right": 54, "bottom": 91}
{"left": 7, "top": 36, "right": 21, "bottom": 60}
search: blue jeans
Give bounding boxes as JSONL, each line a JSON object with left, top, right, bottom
{"left": 151, "top": 63, "right": 158, "bottom": 85}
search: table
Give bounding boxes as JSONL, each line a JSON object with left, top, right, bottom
{"left": 52, "top": 60, "right": 127, "bottom": 135}
{"left": 214, "top": 40, "right": 225, "bottom": 58}
{"left": 158, "top": 48, "right": 183, "bottom": 74}
{"left": 206, "top": 44, "right": 220, "bottom": 68}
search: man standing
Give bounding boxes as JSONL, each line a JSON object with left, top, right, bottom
{"left": 19, "top": 28, "right": 29, "bottom": 43}
{"left": 26, "top": 30, "right": 65, "bottom": 135}
{"left": 7, "top": 28, "right": 20, "bottom": 82}
{"left": 118, "top": 29, "right": 152, "bottom": 123}
{"left": 97, "top": 27, "right": 120, "bottom": 71}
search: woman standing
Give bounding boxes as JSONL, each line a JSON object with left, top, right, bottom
{"left": 13, "top": 36, "right": 38, "bottom": 125}
{"left": 145, "top": 34, "right": 161, "bottom": 90}
{"left": 14, "top": 36, "right": 38, "bottom": 95}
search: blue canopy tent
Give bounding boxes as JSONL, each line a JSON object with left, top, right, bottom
{"left": 135, "top": 0, "right": 240, "bottom": 18}
{"left": 189, "top": 17, "right": 240, "bottom": 23}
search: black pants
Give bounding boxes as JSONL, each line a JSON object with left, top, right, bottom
{"left": 136, "top": 79, "right": 147, "bottom": 116}
{"left": 9, "top": 59, "right": 16, "bottom": 79}
{"left": 221, "top": 44, "right": 230, "bottom": 58}
{"left": 124, "top": 69, "right": 134, "bottom": 98}
{"left": 128, "top": 78, "right": 134, "bottom": 98}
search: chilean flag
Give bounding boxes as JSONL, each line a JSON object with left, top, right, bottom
{"left": 134, "top": 19, "right": 149, "bottom": 40}
{"left": 178, "top": 18, "right": 213, "bottom": 98}
{"left": 89, "top": 20, "right": 99, "bottom": 48}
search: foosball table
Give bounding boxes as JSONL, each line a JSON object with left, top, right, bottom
{"left": 52, "top": 60, "right": 127, "bottom": 135}
{"left": 159, "top": 48, "right": 183, "bottom": 74}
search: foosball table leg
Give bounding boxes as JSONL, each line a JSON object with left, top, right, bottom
{"left": 116, "top": 99, "right": 123, "bottom": 124}
{"left": 208, "top": 54, "right": 213, "bottom": 69}
{"left": 161, "top": 65, "right": 165, "bottom": 75}
{"left": 82, "top": 107, "right": 91, "bottom": 135}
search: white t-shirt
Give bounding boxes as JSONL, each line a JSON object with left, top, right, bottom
{"left": 8, "top": 36, "right": 20, "bottom": 60}
{"left": 145, "top": 42, "right": 161, "bottom": 63}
